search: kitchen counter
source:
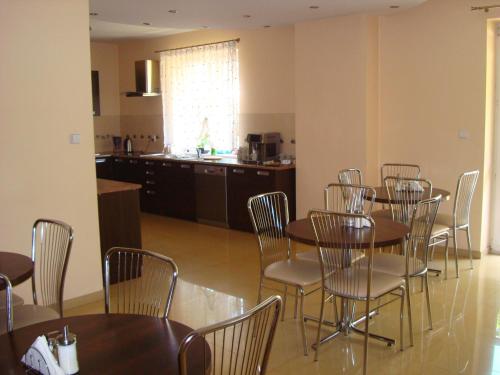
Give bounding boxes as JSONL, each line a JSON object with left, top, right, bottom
{"left": 96, "top": 152, "right": 295, "bottom": 171}
{"left": 97, "top": 178, "right": 142, "bottom": 195}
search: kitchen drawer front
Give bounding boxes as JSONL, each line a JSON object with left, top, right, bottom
{"left": 227, "top": 167, "right": 276, "bottom": 232}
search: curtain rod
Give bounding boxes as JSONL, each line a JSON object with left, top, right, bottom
{"left": 154, "top": 38, "right": 240, "bottom": 53}
{"left": 471, "top": 5, "right": 500, "bottom": 12}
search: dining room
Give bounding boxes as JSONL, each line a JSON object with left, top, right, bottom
{"left": 2, "top": 0, "right": 500, "bottom": 374}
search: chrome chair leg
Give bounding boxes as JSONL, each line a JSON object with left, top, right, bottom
{"left": 400, "top": 286, "right": 405, "bottom": 351}
{"left": 363, "top": 298, "right": 370, "bottom": 375}
{"left": 299, "top": 288, "right": 308, "bottom": 356}
{"left": 444, "top": 236, "right": 449, "bottom": 280}
{"left": 424, "top": 273, "right": 433, "bottom": 330}
{"left": 405, "top": 277, "right": 414, "bottom": 346}
{"left": 466, "top": 227, "right": 473, "bottom": 269}
{"left": 294, "top": 287, "right": 298, "bottom": 319}
{"left": 453, "top": 227, "right": 458, "bottom": 272}
{"left": 281, "top": 285, "right": 288, "bottom": 321}
{"left": 314, "top": 289, "right": 326, "bottom": 361}
{"left": 452, "top": 235, "right": 458, "bottom": 278}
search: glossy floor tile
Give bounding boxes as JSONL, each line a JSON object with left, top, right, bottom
{"left": 65, "top": 213, "right": 500, "bottom": 374}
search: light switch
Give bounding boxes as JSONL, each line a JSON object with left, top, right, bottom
{"left": 458, "top": 129, "right": 470, "bottom": 140}
{"left": 70, "top": 133, "right": 81, "bottom": 144}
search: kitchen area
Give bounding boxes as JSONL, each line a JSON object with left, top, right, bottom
{"left": 92, "top": 39, "right": 296, "bottom": 257}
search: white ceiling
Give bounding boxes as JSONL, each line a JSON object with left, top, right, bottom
{"left": 89, "top": 0, "right": 427, "bottom": 41}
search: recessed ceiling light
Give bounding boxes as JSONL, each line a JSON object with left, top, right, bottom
{"left": 89, "top": 12, "right": 98, "bottom": 16}
{"left": 309, "top": 5, "right": 319, "bottom": 9}
{"left": 143, "top": 22, "right": 151, "bottom": 26}
{"left": 389, "top": 5, "right": 400, "bottom": 8}
{"left": 242, "top": 14, "right": 251, "bottom": 18}
{"left": 168, "top": 9, "right": 177, "bottom": 14}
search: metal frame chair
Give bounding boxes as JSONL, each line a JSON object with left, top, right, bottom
{"left": 384, "top": 177, "right": 432, "bottom": 225}
{"left": 380, "top": 163, "right": 421, "bottom": 184}
{"left": 324, "top": 183, "right": 376, "bottom": 216}
{"left": 104, "top": 247, "right": 178, "bottom": 318}
{"left": 0, "top": 219, "right": 73, "bottom": 334}
{"left": 430, "top": 170, "right": 480, "bottom": 272}
{"left": 0, "top": 273, "right": 13, "bottom": 333}
{"left": 248, "top": 192, "right": 321, "bottom": 356}
{"left": 309, "top": 210, "right": 406, "bottom": 374}
{"left": 338, "top": 168, "right": 362, "bottom": 185}
{"left": 178, "top": 296, "right": 282, "bottom": 375}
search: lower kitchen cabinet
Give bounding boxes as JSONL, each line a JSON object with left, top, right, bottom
{"left": 227, "top": 167, "right": 296, "bottom": 232}
{"left": 157, "top": 162, "right": 196, "bottom": 220}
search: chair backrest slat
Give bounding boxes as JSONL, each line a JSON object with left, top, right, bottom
{"left": 381, "top": 163, "right": 420, "bottom": 184}
{"left": 104, "top": 247, "right": 178, "bottom": 319}
{"left": 453, "top": 170, "right": 480, "bottom": 227}
{"left": 338, "top": 168, "right": 362, "bottom": 185}
{"left": 32, "top": 219, "right": 73, "bottom": 317}
{"left": 384, "top": 177, "right": 432, "bottom": 225}
{"left": 178, "top": 296, "right": 282, "bottom": 375}
{"left": 248, "top": 192, "right": 290, "bottom": 270}
{"left": 324, "top": 183, "right": 376, "bottom": 217}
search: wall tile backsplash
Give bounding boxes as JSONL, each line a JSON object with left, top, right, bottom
{"left": 94, "top": 113, "right": 295, "bottom": 156}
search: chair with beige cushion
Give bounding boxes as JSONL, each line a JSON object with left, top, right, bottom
{"left": 178, "top": 295, "right": 282, "bottom": 375}
{"left": 309, "top": 210, "right": 406, "bottom": 373}
{"left": 105, "top": 247, "right": 178, "bottom": 318}
{"left": 338, "top": 168, "right": 362, "bottom": 185}
{"left": 0, "top": 219, "right": 73, "bottom": 334}
{"left": 360, "top": 196, "right": 441, "bottom": 346}
{"left": 248, "top": 192, "right": 322, "bottom": 356}
{"left": 297, "top": 183, "right": 376, "bottom": 263}
{"left": 429, "top": 170, "right": 480, "bottom": 275}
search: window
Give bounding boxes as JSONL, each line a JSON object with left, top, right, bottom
{"left": 160, "top": 41, "right": 240, "bottom": 154}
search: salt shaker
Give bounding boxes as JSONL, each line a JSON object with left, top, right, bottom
{"left": 57, "top": 325, "right": 79, "bottom": 374}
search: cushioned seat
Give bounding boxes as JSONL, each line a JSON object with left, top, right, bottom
{"left": 264, "top": 259, "right": 322, "bottom": 287}
{"left": 296, "top": 250, "right": 319, "bottom": 263}
{"left": 0, "top": 305, "right": 59, "bottom": 334}
{"left": 359, "top": 253, "right": 425, "bottom": 277}
{"left": 434, "top": 213, "right": 453, "bottom": 227}
{"left": 325, "top": 268, "right": 404, "bottom": 299}
{"left": 431, "top": 223, "right": 449, "bottom": 237}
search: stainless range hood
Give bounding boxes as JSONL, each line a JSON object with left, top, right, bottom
{"left": 125, "top": 60, "right": 161, "bottom": 97}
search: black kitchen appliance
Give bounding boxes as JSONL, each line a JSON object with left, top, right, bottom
{"left": 245, "top": 132, "right": 281, "bottom": 164}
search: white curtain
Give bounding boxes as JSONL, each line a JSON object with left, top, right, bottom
{"left": 160, "top": 41, "right": 239, "bottom": 154}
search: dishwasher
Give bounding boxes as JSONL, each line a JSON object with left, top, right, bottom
{"left": 194, "top": 164, "right": 228, "bottom": 227}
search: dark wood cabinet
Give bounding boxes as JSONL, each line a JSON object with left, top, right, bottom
{"left": 96, "top": 156, "right": 295, "bottom": 229}
{"left": 227, "top": 167, "right": 296, "bottom": 232}
{"left": 157, "top": 162, "right": 196, "bottom": 220}
{"left": 96, "top": 157, "right": 113, "bottom": 179}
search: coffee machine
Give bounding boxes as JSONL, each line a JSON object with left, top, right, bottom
{"left": 245, "top": 132, "right": 281, "bottom": 164}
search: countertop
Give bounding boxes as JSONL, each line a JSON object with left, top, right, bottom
{"left": 97, "top": 178, "right": 142, "bottom": 195}
{"left": 95, "top": 152, "right": 296, "bottom": 171}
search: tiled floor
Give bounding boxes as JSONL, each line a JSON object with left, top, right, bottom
{"left": 66, "top": 213, "right": 500, "bottom": 374}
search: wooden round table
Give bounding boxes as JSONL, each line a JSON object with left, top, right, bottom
{"left": 0, "top": 314, "right": 209, "bottom": 374}
{"left": 286, "top": 217, "right": 409, "bottom": 248}
{"left": 0, "top": 252, "right": 33, "bottom": 289}
{"left": 366, "top": 186, "right": 450, "bottom": 204}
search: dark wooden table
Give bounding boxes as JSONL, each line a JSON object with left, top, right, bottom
{"left": 0, "top": 314, "right": 209, "bottom": 374}
{"left": 0, "top": 252, "right": 33, "bottom": 289}
{"left": 286, "top": 217, "right": 409, "bottom": 248}
{"left": 366, "top": 186, "right": 451, "bottom": 204}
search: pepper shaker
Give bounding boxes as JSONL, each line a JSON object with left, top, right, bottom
{"left": 57, "top": 325, "right": 79, "bottom": 374}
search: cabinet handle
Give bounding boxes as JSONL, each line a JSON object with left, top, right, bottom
{"left": 114, "top": 158, "right": 123, "bottom": 163}
{"left": 145, "top": 161, "right": 154, "bottom": 165}
{"left": 145, "top": 180, "right": 155, "bottom": 185}
{"left": 146, "top": 171, "right": 155, "bottom": 175}
{"left": 95, "top": 158, "right": 107, "bottom": 163}
{"left": 129, "top": 159, "right": 138, "bottom": 165}
{"left": 257, "top": 170, "right": 270, "bottom": 176}
{"left": 162, "top": 162, "right": 173, "bottom": 167}
{"left": 180, "top": 164, "right": 191, "bottom": 169}
{"left": 233, "top": 168, "right": 245, "bottom": 174}
{"left": 145, "top": 190, "right": 156, "bottom": 195}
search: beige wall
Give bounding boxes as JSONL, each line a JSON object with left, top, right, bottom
{"left": 379, "top": 0, "right": 500, "bottom": 253}
{"left": 116, "top": 26, "right": 296, "bottom": 155}
{"left": 0, "top": 1, "right": 103, "bottom": 301}
{"left": 295, "top": 14, "right": 379, "bottom": 215}
{"left": 91, "top": 42, "right": 121, "bottom": 153}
